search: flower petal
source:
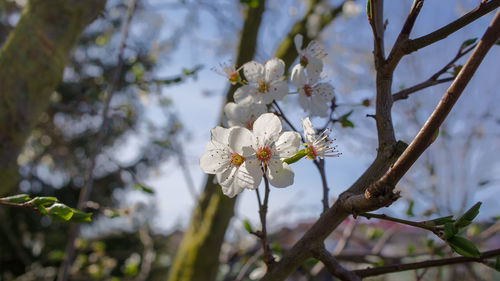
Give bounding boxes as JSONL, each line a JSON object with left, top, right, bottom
{"left": 301, "top": 117, "right": 317, "bottom": 144}
{"left": 291, "top": 64, "right": 306, "bottom": 88}
{"left": 229, "top": 127, "right": 255, "bottom": 156}
{"left": 224, "top": 102, "right": 245, "bottom": 127}
{"left": 268, "top": 81, "right": 289, "bottom": 101}
{"left": 266, "top": 161, "right": 294, "bottom": 188}
{"left": 211, "top": 126, "right": 231, "bottom": 144}
{"left": 275, "top": 131, "right": 301, "bottom": 157}
{"left": 294, "top": 34, "right": 303, "bottom": 54}
{"left": 234, "top": 85, "right": 258, "bottom": 104}
{"left": 306, "top": 57, "right": 323, "bottom": 81}
{"left": 252, "top": 113, "right": 282, "bottom": 146}
{"left": 264, "top": 58, "right": 285, "bottom": 82}
{"left": 243, "top": 61, "right": 264, "bottom": 82}
{"left": 200, "top": 142, "right": 231, "bottom": 174}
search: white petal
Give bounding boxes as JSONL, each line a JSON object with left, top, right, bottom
{"left": 275, "top": 131, "right": 301, "bottom": 158}
{"left": 234, "top": 85, "right": 258, "bottom": 104}
{"left": 268, "top": 81, "right": 289, "bottom": 101}
{"left": 264, "top": 58, "right": 285, "bottom": 82}
{"left": 243, "top": 61, "right": 264, "bottom": 82}
{"left": 211, "top": 126, "right": 231, "bottom": 144}
{"left": 310, "top": 96, "right": 330, "bottom": 117}
{"left": 217, "top": 167, "right": 237, "bottom": 192}
{"left": 298, "top": 92, "right": 311, "bottom": 112}
{"left": 259, "top": 91, "right": 276, "bottom": 105}
{"left": 229, "top": 127, "right": 255, "bottom": 156}
{"left": 291, "top": 64, "right": 306, "bottom": 88}
{"left": 252, "top": 113, "right": 282, "bottom": 146}
{"left": 199, "top": 145, "right": 230, "bottom": 174}
{"left": 236, "top": 162, "right": 262, "bottom": 190}
{"left": 266, "top": 161, "right": 294, "bottom": 188}
{"left": 313, "top": 83, "right": 335, "bottom": 100}
{"left": 306, "top": 57, "right": 323, "bottom": 82}
{"left": 301, "top": 117, "right": 317, "bottom": 143}
{"left": 294, "top": 34, "right": 303, "bottom": 54}
{"left": 224, "top": 102, "right": 245, "bottom": 127}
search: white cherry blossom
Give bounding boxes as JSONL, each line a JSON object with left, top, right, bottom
{"left": 199, "top": 126, "right": 262, "bottom": 197}
{"left": 250, "top": 113, "right": 301, "bottom": 187}
{"left": 294, "top": 34, "right": 326, "bottom": 79}
{"left": 224, "top": 101, "right": 267, "bottom": 130}
{"left": 212, "top": 62, "right": 243, "bottom": 85}
{"left": 301, "top": 117, "right": 340, "bottom": 159}
{"left": 291, "top": 64, "right": 334, "bottom": 117}
{"left": 234, "top": 58, "right": 289, "bottom": 105}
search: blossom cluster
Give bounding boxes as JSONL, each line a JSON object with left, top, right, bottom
{"left": 202, "top": 35, "right": 340, "bottom": 198}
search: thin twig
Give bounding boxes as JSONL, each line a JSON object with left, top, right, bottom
{"left": 354, "top": 248, "right": 500, "bottom": 278}
{"left": 259, "top": 174, "right": 274, "bottom": 266}
{"left": 359, "top": 212, "right": 440, "bottom": 234}
{"left": 313, "top": 159, "right": 329, "bottom": 213}
{"left": 393, "top": 43, "right": 476, "bottom": 101}
{"left": 57, "top": 1, "right": 138, "bottom": 280}
{"left": 310, "top": 246, "right": 361, "bottom": 281}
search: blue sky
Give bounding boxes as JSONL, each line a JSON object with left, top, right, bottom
{"left": 117, "top": 0, "right": 500, "bottom": 232}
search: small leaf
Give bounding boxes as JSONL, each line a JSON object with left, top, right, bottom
{"left": 422, "top": 215, "right": 454, "bottom": 227}
{"left": 339, "top": 110, "right": 354, "bottom": 128}
{"left": 495, "top": 256, "right": 500, "bottom": 272}
{"left": 283, "top": 149, "right": 307, "bottom": 164}
{"left": 451, "top": 65, "right": 463, "bottom": 77}
{"left": 406, "top": 200, "right": 414, "bottom": 217}
{"left": 447, "top": 236, "right": 480, "bottom": 258}
{"left": 47, "top": 203, "right": 74, "bottom": 221}
{"left": 366, "top": 0, "right": 372, "bottom": 21}
{"left": 460, "top": 38, "right": 477, "bottom": 50}
{"left": 0, "top": 194, "right": 31, "bottom": 204}
{"left": 243, "top": 220, "right": 253, "bottom": 233}
{"left": 69, "top": 210, "right": 92, "bottom": 223}
{"left": 133, "top": 183, "right": 155, "bottom": 194}
{"left": 455, "top": 202, "right": 481, "bottom": 229}
{"left": 443, "top": 222, "right": 458, "bottom": 240}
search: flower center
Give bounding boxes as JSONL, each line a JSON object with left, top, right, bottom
{"left": 230, "top": 152, "right": 245, "bottom": 167}
{"left": 256, "top": 146, "right": 272, "bottom": 162}
{"left": 303, "top": 84, "right": 312, "bottom": 97}
{"left": 305, "top": 145, "right": 318, "bottom": 159}
{"left": 228, "top": 71, "right": 240, "bottom": 84}
{"left": 257, "top": 79, "right": 269, "bottom": 94}
{"left": 300, "top": 55, "right": 308, "bottom": 67}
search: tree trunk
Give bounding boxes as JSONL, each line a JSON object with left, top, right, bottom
{"left": 0, "top": 0, "right": 106, "bottom": 196}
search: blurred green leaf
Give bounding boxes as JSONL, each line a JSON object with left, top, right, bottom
{"left": 447, "top": 236, "right": 480, "bottom": 258}
{"left": 339, "top": 110, "right": 354, "bottom": 128}
{"left": 406, "top": 200, "right": 414, "bottom": 217}
{"left": 422, "top": 215, "right": 454, "bottom": 227}
{"left": 0, "top": 194, "right": 31, "bottom": 204}
{"left": 133, "top": 183, "right": 155, "bottom": 194}
{"left": 47, "top": 203, "right": 74, "bottom": 221}
{"left": 243, "top": 220, "right": 253, "bottom": 233}
{"left": 455, "top": 202, "right": 481, "bottom": 229}
{"left": 69, "top": 210, "right": 93, "bottom": 223}
{"left": 495, "top": 256, "right": 500, "bottom": 272}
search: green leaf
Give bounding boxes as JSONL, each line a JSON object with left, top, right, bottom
{"left": 283, "top": 149, "right": 307, "bottom": 164}
{"left": 133, "top": 183, "right": 155, "bottom": 194}
{"left": 460, "top": 38, "right": 478, "bottom": 50}
{"left": 406, "top": 200, "right": 414, "bottom": 217}
{"left": 447, "top": 236, "right": 480, "bottom": 258}
{"left": 451, "top": 65, "right": 463, "bottom": 77}
{"left": 31, "top": 197, "right": 58, "bottom": 214}
{"left": 443, "top": 222, "right": 458, "bottom": 240}
{"left": 69, "top": 210, "right": 93, "bottom": 223}
{"left": 340, "top": 110, "right": 354, "bottom": 128}
{"left": 243, "top": 220, "right": 253, "bottom": 233}
{"left": 455, "top": 202, "right": 481, "bottom": 229}
{"left": 366, "top": 0, "right": 372, "bottom": 21}
{"left": 422, "top": 215, "right": 454, "bottom": 227}
{"left": 495, "top": 256, "right": 500, "bottom": 272}
{"left": 0, "top": 194, "right": 31, "bottom": 204}
{"left": 47, "top": 203, "right": 74, "bottom": 221}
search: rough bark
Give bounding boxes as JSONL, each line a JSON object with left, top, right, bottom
{"left": 0, "top": 0, "right": 106, "bottom": 196}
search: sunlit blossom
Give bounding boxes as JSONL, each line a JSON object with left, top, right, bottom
{"left": 224, "top": 101, "right": 267, "bottom": 130}
{"left": 234, "top": 58, "right": 289, "bottom": 104}
{"left": 294, "top": 34, "right": 326, "bottom": 78}
{"left": 212, "top": 62, "right": 243, "bottom": 85}
{"left": 291, "top": 64, "right": 334, "bottom": 117}
{"left": 301, "top": 117, "right": 340, "bottom": 159}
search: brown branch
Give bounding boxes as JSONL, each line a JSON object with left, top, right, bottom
{"left": 404, "top": 0, "right": 500, "bottom": 55}
{"left": 354, "top": 248, "right": 500, "bottom": 278}
{"left": 254, "top": 174, "right": 274, "bottom": 266}
{"left": 381, "top": 8, "right": 500, "bottom": 187}
{"left": 310, "top": 246, "right": 361, "bottom": 281}
{"left": 393, "top": 43, "right": 476, "bottom": 101}
{"left": 314, "top": 159, "right": 329, "bottom": 213}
